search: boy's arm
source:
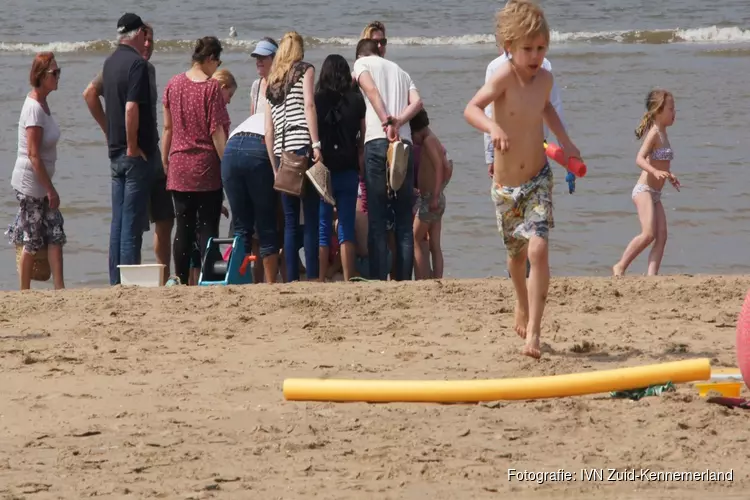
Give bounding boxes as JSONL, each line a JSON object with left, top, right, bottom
{"left": 549, "top": 78, "right": 565, "bottom": 130}
{"left": 542, "top": 73, "right": 578, "bottom": 159}
{"left": 463, "top": 65, "right": 510, "bottom": 149}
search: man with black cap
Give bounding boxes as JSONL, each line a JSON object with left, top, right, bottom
{"left": 83, "top": 20, "right": 174, "bottom": 286}
{"left": 101, "top": 13, "right": 160, "bottom": 285}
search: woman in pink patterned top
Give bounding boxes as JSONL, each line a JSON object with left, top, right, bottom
{"left": 161, "top": 36, "right": 230, "bottom": 285}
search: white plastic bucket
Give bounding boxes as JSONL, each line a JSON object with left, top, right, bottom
{"left": 117, "top": 264, "right": 165, "bottom": 287}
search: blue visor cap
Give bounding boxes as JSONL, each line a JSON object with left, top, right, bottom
{"left": 252, "top": 40, "right": 278, "bottom": 57}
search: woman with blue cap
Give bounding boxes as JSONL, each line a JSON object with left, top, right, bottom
{"left": 220, "top": 37, "right": 282, "bottom": 283}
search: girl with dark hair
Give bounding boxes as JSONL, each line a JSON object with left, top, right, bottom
{"left": 313, "top": 54, "right": 366, "bottom": 281}
{"left": 162, "top": 36, "right": 230, "bottom": 285}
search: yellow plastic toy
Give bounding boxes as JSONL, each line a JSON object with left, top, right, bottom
{"left": 283, "top": 358, "right": 711, "bottom": 403}
{"left": 695, "top": 381, "right": 742, "bottom": 398}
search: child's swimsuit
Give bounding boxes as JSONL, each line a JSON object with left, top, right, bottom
{"left": 631, "top": 183, "right": 662, "bottom": 204}
{"left": 650, "top": 146, "right": 674, "bottom": 161}
{"left": 490, "top": 162, "right": 554, "bottom": 258}
{"left": 632, "top": 137, "right": 673, "bottom": 204}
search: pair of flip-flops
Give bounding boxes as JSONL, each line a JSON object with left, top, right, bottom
{"left": 387, "top": 141, "right": 409, "bottom": 192}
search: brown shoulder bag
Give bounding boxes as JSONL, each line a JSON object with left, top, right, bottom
{"left": 273, "top": 98, "right": 309, "bottom": 197}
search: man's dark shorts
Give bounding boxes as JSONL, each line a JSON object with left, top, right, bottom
{"left": 147, "top": 153, "right": 175, "bottom": 225}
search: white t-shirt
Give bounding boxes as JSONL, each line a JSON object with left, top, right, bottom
{"left": 229, "top": 114, "right": 266, "bottom": 138}
{"left": 353, "top": 56, "right": 417, "bottom": 144}
{"left": 11, "top": 96, "right": 60, "bottom": 198}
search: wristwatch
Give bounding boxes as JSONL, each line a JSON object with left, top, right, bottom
{"left": 382, "top": 116, "right": 394, "bottom": 127}
{"left": 312, "top": 141, "right": 321, "bottom": 150}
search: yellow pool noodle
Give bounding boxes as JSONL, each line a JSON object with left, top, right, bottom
{"left": 283, "top": 358, "right": 711, "bottom": 403}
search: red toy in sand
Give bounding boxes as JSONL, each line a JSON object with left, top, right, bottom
{"left": 736, "top": 289, "right": 750, "bottom": 391}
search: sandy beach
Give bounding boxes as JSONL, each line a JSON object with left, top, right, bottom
{"left": 1, "top": 275, "right": 748, "bottom": 499}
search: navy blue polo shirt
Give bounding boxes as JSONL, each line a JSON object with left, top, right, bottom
{"left": 102, "top": 44, "right": 158, "bottom": 160}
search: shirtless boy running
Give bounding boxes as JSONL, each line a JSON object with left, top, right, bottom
{"left": 464, "top": 0, "right": 580, "bottom": 358}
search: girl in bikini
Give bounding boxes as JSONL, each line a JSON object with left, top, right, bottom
{"left": 613, "top": 89, "right": 680, "bottom": 277}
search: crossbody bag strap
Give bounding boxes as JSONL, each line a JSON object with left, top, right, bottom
{"left": 253, "top": 79, "right": 262, "bottom": 115}
{"left": 281, "top": 95, "right": 288, "bottom": 152}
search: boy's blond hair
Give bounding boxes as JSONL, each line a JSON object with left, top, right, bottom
{"left": 212, "top": 69, "right": 237, "bottom": 90}
{"left": 495, "top": 0, "right": 549, "bottom": 51}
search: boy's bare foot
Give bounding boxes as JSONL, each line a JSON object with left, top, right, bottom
{"left": 612, "top": 263, "right": 625, "bottom": 277}
{"left": 514, "top": 300, "right": 529, "bottom": 339}
{"left": 522, "top": 331, "right": 541, "bottom": 359}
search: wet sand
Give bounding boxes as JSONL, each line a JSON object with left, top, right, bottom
{"left": 0, "top": 275, "right": 748, "bottom": 499}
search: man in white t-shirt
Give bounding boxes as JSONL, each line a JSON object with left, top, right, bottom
{"left": 353, "top": 38, "right": 423, "bottom": 281}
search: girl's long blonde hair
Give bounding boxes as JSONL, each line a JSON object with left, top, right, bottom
{"left": 635, "top": 89, "right": 672, "bottom": 139}
{"left": 267, "top": 31, "right": 304, "bottom": 88}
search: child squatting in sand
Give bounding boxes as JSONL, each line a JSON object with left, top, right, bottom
{"left": 613, "top": 89, "right": 679, "bottom": 277}
{"left": 463, "top": 0, "right": 580, "bottom": 358}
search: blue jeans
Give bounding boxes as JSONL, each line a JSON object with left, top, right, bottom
{"left": 222, "top": 134, "right": 278, "bottom": 258}
{"left": 109, "top": 154, "right": 153, "bottom": 285}
{"left": 277, "top": 148, "right": 320, "bottom": 281}
{"left": 319, "top": 169, "right": 359, "bottom": 247}
{"left": 364, "top": 138, "right": 414, "bottom": 281}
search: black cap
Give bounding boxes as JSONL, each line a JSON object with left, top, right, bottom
{"left": 117, "top": 13, "right": 145, "bottom": 34}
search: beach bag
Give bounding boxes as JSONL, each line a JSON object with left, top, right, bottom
{"left": 15, "top": 245, "right": 51, "bottom": 282}
{"left": 273, "top": 99, "right": 309, "bottom": 197}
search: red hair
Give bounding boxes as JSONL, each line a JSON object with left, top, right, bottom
{"left": 30, "top": 52, "right": 55, "bottom": 88}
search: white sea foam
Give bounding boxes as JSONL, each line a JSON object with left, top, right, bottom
{"left": 0, "top": 26, "right": 747, "bottom": 53}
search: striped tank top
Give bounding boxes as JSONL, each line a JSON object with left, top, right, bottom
{"left": 270, "top": 64, "right": 311, "bottom": 156}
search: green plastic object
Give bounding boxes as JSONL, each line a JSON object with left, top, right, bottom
{"left": 610, "top": 381, "right": 675, "bottom": 401}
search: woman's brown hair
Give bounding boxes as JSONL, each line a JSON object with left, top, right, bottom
{"left": 29, "top": 52, "right": 55, "bottom": 88}
{"left": 192, "top": 36, "right": 223, "bottom": 64}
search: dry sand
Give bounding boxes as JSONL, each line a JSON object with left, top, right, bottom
{"left": 1, "top": 275, "right": 749, "bottom": 499}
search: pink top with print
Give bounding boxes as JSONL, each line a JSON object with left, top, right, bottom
{"left": 163, "top": 73, "right": 230, "bottom": 192}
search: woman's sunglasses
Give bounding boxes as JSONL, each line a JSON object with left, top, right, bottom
{"left": 48, "top": 68, "right": 62, "bottom": 78}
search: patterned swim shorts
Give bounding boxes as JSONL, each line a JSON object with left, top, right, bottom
{"left": 6, "top": 190, "right": 66, "bottom": 254}
{"left": 416, "top": 181, "right": 447, "bottom": 223}
{"left": 490, "top": 162, "right": 554, "bottom": 258}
